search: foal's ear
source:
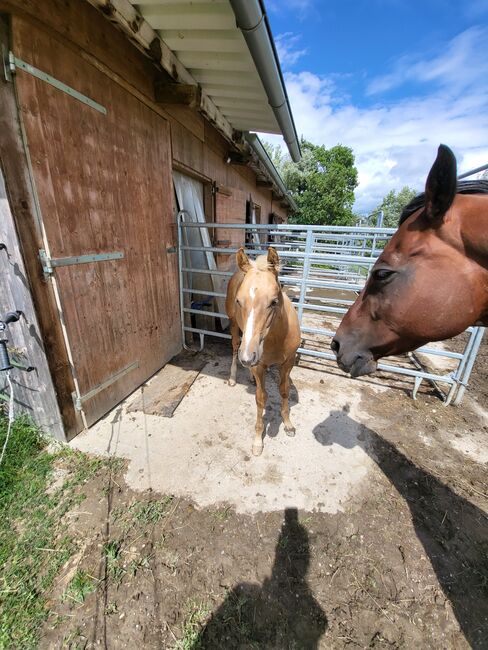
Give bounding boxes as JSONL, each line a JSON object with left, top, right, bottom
{"left": 236, "top": 248, "right": 251, "bottom": 273}
{"left": 267, "top": 247, "right": 280, "bottom": 275}
{"left": 424, "top": 144, "right": 457, "bottom": 222}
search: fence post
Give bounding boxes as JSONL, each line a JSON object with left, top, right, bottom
{"left": 297, "top": 228, "right": 314, "bottom": 325}
{"left": 452, "top": 327, "right": 485, "bottom": 405}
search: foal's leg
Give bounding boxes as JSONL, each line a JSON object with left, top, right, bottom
{"left": 251, "top": 364, "right": 267, "bottom": 456}
{"left": 228, "top": 320, "right": 240, "bottom": 387}
{"left": 279, "top": 358, "right": 296, "bottom": 437}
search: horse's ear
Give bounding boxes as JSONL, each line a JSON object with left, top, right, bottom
{"left": 237, "top": 248, "right": 251, "bottom": 273}
{"left": 424, "top": 144, "right": 457, "bottom": 222}
{"left": 267, "top": 247, "right": 280, "bottom": 275}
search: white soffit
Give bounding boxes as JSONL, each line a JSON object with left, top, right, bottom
{"left": 130, "top": 0, "right": 281, "bottom": 134}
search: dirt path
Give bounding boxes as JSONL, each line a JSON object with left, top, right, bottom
{"left": 43, "top": 343, "right": 487, "bottom": 649}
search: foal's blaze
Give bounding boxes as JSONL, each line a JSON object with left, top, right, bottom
{"left": 226, "top": 247, "right": 300, "bottom": 456}
{"left": 332, "top": 144, "right": 488, "bottom": 377}
{"left": 234, "top": 247, "right": 281, "bottom": 367}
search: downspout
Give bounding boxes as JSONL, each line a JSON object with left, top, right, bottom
{"left": 229, "top": 0, "right": 301, "bottom": 163}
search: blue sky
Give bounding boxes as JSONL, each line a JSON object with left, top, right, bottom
{"left": 262, "top": 0, "right": 488, "bottom": 213}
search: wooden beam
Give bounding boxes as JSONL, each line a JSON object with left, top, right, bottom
{"left": 256, "top": 180, "right": 273, "bottom": 189}
{"left": 217, "top": 184, "right": 233, "bottom": 197}
{"left": 225, "top": 151, "right": 251, "bottom": 166}
{"left": 154, "top": 81, "right": 201, "bottom": 108}
{"left": 86, "top": 0, "right": 239, "bottom": 146}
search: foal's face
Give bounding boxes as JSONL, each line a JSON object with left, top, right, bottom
{"left": 235, "top": 249, "right": 281, "bottom": 367}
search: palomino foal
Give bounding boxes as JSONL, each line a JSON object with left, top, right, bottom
{"left": 225, "top": 247, "right": 300, "bottom": 456}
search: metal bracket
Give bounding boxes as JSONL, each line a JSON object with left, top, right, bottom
{"left": 9, "top": 52, "right": 107, "bottom": 115}
{"left": 39, "top": 249, "right": 124, "bottom": 275}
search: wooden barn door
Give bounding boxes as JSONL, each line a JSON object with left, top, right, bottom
{"left": 11, "top": 16, "right": 181, "bottom": 428}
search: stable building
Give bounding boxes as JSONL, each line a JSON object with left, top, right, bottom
{"left": 0, "top": 0, "right": 300, "bottom": 440}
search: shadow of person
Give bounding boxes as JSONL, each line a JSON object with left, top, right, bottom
{"left": 193, "top": 508, "right": 327, "bottom": 649}
{"left": 313, "top": 408, "right": 488, "bottom": 649}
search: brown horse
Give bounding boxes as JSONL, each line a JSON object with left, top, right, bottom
{"left": 226, "top": 247, "right": 300, "bottom": 455}
{"left": 332, "top": 144, "right": 488, "bottom": 377}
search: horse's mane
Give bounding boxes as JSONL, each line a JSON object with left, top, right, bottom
{"left": 399, "top": 179, "right": 488, "bottom": 225}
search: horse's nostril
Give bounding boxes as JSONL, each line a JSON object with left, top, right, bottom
{"left": 331, "top": 338, "right": 340, "bottom": 354}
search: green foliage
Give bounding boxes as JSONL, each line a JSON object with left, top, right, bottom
{"left": 371, "top": 186, "right": 418, "bottom": 228}
{"left": 263, "top": 138, "right": 358, "bottom": 226}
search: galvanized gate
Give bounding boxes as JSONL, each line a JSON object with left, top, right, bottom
{"left": 178, "top": 215, "right": 485, "bottom": 405}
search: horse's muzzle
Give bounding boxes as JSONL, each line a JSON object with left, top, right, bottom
{"left": 238, "top": 349, "right": 259, "bottom": 368}
{"left": 331, "top": 337, "right": 377, "bottom": 377}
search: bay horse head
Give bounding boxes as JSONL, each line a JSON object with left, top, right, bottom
{"left": 234, "top": 247, "right": 282, "bottom": 367}
{"left": 332, "top": 144, "right": 488, "bottom": 377}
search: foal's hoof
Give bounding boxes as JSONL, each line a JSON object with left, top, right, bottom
{"left": 252, "top": 443, "right": 264, "bottom": 456}
{"left": 228, "top": 378, "right": 236, "bottom": 387}
{"left": 285, "top": 425, "right": 296, "bottom": 437}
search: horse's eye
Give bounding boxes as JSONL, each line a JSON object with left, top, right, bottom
{"left": 270, "top": 298, "right": 279, "bottom": 307}
{"left": 235, "top": 298, "right": 240, "bottom": 306}
{"left": 372, "top": 269, "right": 395, "bottom": 282}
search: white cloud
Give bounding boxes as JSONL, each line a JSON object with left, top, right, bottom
{"left": 367, "top": 27, "right": 488, "bottom": 96}
{"left": 275, "top": 32, "right": 308, "bottom": 68}
{"left": 261, "top": 28, "right": 488, "bottom": 214}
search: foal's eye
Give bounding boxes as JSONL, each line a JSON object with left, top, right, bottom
{"left": 235, "top": 298, "right": 241, "bottom": 306}
{"left": 270, "top": 298, "right": 279, "bottom": 307}
{"left": 372, "top": 268, "right": 395, "bottom": 282}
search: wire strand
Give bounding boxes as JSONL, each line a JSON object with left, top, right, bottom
{"left": 0, "top": 371, "right": 15, "bottom": 466}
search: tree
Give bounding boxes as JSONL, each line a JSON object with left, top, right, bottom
{"left": 263, "top": 138, "right": 358, "bottom": 226}
{"left": 371, "top": 186, "right": 418, "bottom": 229}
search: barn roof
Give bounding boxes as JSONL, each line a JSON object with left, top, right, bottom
{"left": 87, "top": 0, "right": 300, "bottom": 163}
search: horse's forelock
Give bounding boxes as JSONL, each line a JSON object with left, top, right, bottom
{"left": 251, "top": 255, "right": 281, "bottom": 273}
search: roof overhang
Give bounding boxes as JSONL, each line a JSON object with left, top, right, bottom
{"left": 86, "top": 0, "right": 299, "bottom": 162}
{"left": 245, "top": 134, "right": 298, "bottom": 212}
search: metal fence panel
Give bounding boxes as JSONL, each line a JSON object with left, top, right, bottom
{"left": 178, "top": 214, "right": 484, "bottom": 405}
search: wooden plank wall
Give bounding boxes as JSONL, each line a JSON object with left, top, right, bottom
{"left": 0, "top": 0, "right": 290, "bottom": 437}
{"left": 12, "top": 13, "right": 181, "bottom": 429}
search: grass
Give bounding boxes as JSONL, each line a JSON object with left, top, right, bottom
{"left": 103, "top": 540, "right": 125, "bottom": 584}
{"left": 212, "top": 506, "right": 232, "bottom": 522}
{"left": 174, "top": 600, "right": 210, "bottom": 650}
{"left": 0, "top": 414, "right": 109, "bottom": 649}
{"left": 112, "top": 495, "right": 174, "bottom": 532}
{"left": 62, "top": 570, "right": 97, "bottom": 605}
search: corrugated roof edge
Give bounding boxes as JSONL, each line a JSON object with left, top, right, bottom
{"left": 246, "top": 133, "right": 298, "bottom": 213}
{"left": 229, "top": 0, "right": 301, "bottom": 162}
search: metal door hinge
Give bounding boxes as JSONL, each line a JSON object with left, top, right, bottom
{"left": 8, "top": 52, "right": 107, "bottom": 114}
{"left": 72, "top": 361, "right": 138, "bottom": 411}
{"left": 39, "top": 249, "right": 124, "bottom": 275}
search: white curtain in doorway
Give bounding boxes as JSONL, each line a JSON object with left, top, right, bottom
{"left": 173, "top": 171, "right": 228, "bottom": 329}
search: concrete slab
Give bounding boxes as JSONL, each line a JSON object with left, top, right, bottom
{"left": 71, "top": 350, "right": 389, "bottom": 515}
